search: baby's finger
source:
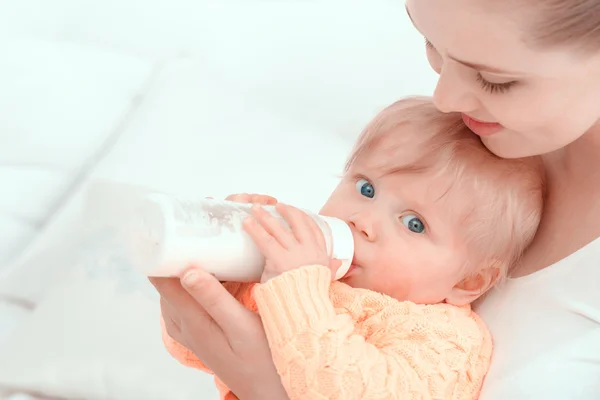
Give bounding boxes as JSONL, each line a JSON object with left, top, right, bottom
{"left": 330, "top": 258, "right": 343, "bottom": 276}
{"left": 225, "top": 193, "right": 251, "bottom": 202}
{"left": 250, "top": 194, "right": 278, "bottom": 205}
{"left": 243, "top": 217, "right": 280, "bottom": 258}
{"left": 276, "top": 203, "right": 322, "bottom": 246}
{"left": 249, "top": 205, "right": 295, "bottom": 249}
{"left": 308, "top": 212, "right": 328, "bottom": 250}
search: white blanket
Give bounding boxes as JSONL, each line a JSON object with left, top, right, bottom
{"left": 0, "top": 0, "right": 436, "bottom": 398}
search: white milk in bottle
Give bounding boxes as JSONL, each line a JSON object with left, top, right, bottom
{"left": 126, "top": 194, "right": 354, "bottom": 281}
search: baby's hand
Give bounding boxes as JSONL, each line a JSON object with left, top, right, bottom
{"left": 225, "top": 193, "right": 278, "bottom": 206}
{"left": 243, "top": 203, "right": 340, "bottom": 283}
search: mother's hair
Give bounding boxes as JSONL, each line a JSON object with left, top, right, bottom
{"left": 513, "top": 0, "right": 600, "bottom": 52}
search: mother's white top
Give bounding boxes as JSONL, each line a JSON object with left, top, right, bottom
{"left": 476, "top": 238, "right": 600, "bottom": 399}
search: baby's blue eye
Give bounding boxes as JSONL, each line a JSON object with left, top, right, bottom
{"left": 402, "top": 214, "right": 425, "bottom": 234}
{"left": 355, "top": 179, "right": 375, "bottom": 198}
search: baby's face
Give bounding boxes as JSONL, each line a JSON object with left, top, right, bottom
{"left": 320, "top": 156, "right": 475, "bottom": 305}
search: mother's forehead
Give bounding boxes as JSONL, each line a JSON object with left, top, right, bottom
{"left": 406, "top": 0, "right": 523, "bottom": 46}
{"left": 406, "top": 0, "right": 579, "bottom": 77}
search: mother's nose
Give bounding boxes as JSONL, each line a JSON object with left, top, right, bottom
{"left": 433, "top": 67, "right": 479, "bottom": 114}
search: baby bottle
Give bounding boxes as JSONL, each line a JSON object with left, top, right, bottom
{"left": 125, "top": 193, "right": 355, "bottom": 281}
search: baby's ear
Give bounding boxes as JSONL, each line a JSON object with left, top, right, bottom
{"left": 444, "top": 261, "right": 503, "bottom": 306}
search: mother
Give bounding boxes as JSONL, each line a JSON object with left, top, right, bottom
{"left": 151, "top": 0, "right": 600, "bottom": 398}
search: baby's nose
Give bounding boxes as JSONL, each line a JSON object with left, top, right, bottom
{"left": 348, "top": 215, "right": 376, "bottom": 242}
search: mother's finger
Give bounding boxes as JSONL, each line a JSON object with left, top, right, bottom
{"left": 149, "top": 277, "right": 184, "bottom": 299}
{"left": 180, "top": 267, "right": 257, "bottom": 337}
{"left": 159, "top": 297, "right": 180, "bottom": 328}
{"left": 150, "top": 276, "right": 212, "bottom": 321}
{"left": 160, "top": 297, "right": 185, "bottom": 343}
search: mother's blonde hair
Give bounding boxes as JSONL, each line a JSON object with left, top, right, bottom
{"left": 511, "top": 0, "right": 600, "bottom": 53}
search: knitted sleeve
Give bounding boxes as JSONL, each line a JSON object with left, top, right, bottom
{"left": 253, "top": 265, "right": 493, "bottom": 400}
{"left": 161, "top": 281, "right": 258, "bottom": 400}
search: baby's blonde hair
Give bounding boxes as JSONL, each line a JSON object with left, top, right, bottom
{"left": 346, "top": 97, "right": 545, "bottom": 276}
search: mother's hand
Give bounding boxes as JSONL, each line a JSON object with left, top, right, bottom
{"left": 150, "top": 269, "right": 288, "bottom": 400}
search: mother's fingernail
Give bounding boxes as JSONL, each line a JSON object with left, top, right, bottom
{"left": 182, "top": 270, "right": 201, "bottom": 287}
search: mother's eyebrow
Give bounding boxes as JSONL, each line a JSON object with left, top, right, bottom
{"left": 448, "top": 54, "right": 521, "bottom": 75}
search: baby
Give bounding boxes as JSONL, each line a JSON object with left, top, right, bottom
{"left": 161, "top": 97, "right": 545, "bottom": 399}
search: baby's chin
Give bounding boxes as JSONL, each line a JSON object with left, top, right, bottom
{"left": 339, "top": 265, "right": 366, "bottom": 288}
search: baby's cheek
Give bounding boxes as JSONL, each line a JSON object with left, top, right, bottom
{"left": 369, "top": 266, "right": 413, "bottom": 301}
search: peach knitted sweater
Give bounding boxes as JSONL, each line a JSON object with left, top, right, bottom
{"left": 162, "top": 265, "right": 493, "bottom": 400}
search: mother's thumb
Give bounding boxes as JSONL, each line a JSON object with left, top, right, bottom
{"left": 180, "top": 267, "right": 249, "bottom": 330}
{"left": 180, "top": 267, "right": 218, "bottom": 305}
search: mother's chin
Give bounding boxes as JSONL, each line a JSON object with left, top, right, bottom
{"left": 478, "top": 124, "right": 597, "bottom": 159}
{"left": 476, "top": 130, "right": 543, "bottom": 159}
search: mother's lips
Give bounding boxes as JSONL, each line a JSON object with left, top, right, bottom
{"left": 461, "top": 113, "right": 504, "bottom": 137}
